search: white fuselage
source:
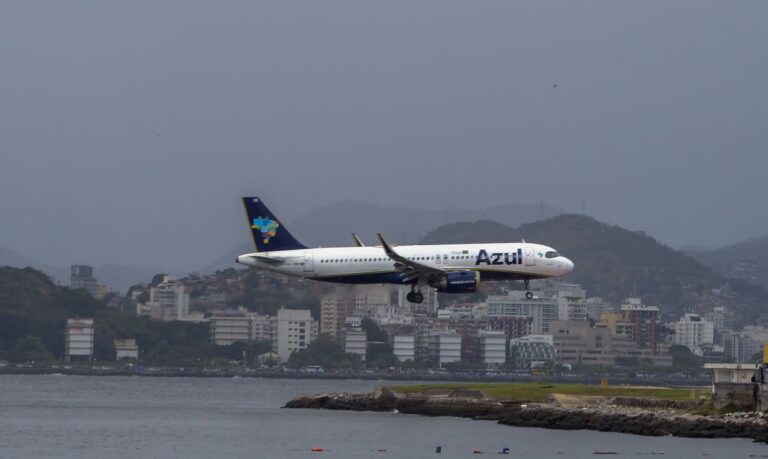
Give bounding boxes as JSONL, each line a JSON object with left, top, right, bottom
{"left": 236, "top": 242, "right": 573, "bottom": 284}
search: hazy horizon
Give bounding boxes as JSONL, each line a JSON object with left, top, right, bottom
{"left": 2, "top": 1, "right": 767, "bottom": 269}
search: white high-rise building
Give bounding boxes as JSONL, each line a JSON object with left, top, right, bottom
{"left": 427, "top": 331, "right": 461, "bottom": 367}
{"left": 143, "top": 275, "right": 189, "bottom": 321}
{"left": 556, "top": 284, "right": 587, "bottom": 321}
{"left": 251, "top": 314, "right": 275, "bottom": 343}
{"left": 65, "top": 318, "right": 94, "bottom": 361}
{"left": 585, "top": 297, "right": 613, "bottom": 321}
{"left": 478, "top": 330, "right": 507, "bottom": 365}
{"left": 209, "top": 311, "right": 252, "bottom": 346}
{"left": 675, "top": 313, "right": 714, "bottom": 356}
{"left": 276, "top": 309, "right": 317, "bottom": 363}
{"left": 393, "top": 335, "right": 416, "bottom": 362}
{"left": 344, "top": 328, "right": 367, "bottom": 362}
{"left": 509, "top": 335, "right": 556, "bottom": 369}
{"left": 722, "top": 331, "right": 761, "bottom": 363}
{"left": 486, "top": 292, "right": 559, "bottom": 335}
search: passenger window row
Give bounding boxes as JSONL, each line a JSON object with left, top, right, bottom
{"left": 318, "top": 254, "right": 474, "bottom": 263}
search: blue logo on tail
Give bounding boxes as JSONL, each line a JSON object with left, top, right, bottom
{"left": 251, "top": 217, "right": 279, "bottom": 244}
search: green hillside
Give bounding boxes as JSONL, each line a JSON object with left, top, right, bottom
{"left": 0, "top": 267, "right": 105, "bottom": 358}
{"left": 0, "top": 267, "right": 246, "bottom": 365}
{"left": 421, "top": 215, "right": 766, "bottom": 323}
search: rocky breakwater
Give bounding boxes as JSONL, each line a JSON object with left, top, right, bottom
{"left": 284, "top": 389, "right": 768, "bottom": 442}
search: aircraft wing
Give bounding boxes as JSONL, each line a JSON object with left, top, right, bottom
{"left": 377, "top": 233, "right": 445, "bottom": 282}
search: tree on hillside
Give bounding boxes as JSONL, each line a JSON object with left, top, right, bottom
{"left": 670, "top": 344, "right": 703, "bottom": 370}
{"left": 149, "top": 274, "right": 167, "bottom": 287}
{"left": 9, "top": 335, "right": 54, "bottom": 363}
{"left": 360, "top": 317, "right": 387, "bottom": 342}
{"left": 287, "top": 334, "right": 362, "bottom": 369}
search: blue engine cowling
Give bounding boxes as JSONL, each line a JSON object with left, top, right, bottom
{"left": 431, "top": 271, "right": 480, "bottom": 293}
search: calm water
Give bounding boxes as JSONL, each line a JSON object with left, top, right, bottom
{"left": 0, "top": 375, "right": 764, "bottom": 458}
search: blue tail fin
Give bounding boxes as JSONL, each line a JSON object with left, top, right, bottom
{"left": 242, "top": 197, "right": 307, "bottom": 252}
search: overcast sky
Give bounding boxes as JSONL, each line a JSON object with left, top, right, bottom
{"left": 1, "top": 1, "right": 766, "bottom": 269}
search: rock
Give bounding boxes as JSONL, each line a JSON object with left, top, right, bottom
{"left": 283, "top": 392, "right": 768, "bottom": 443}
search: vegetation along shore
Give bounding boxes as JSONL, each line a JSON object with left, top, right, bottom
{"left": 284, "top": 382, "right": 768, "bottom": 443}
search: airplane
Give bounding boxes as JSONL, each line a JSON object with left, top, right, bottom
{"left": 236, "top": 197, "right": 574, "bottom": 303}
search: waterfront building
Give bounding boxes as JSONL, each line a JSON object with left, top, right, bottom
{"left": 65, "top": 318, "right": 94, "bottom": 361}
{"left": 620, "top": 298, "right": 660, "bottom": 353}
{"left": 320, "top": 297, "right": 355, "bottom": 343}
{"left": 705, "top": 363, "right": 759, "bottom": 410}
{"left": 675, "top": 313, "right": 714, "bottom": 356}
{"left": 114, "top": 338, "right": 139, "bottom": 360}
{"left": 706, "top": 306, "right": 737, "bottom": 333}
{"left": 427, "top": 330, "right": 461, "bottom": 367}
{"left": 556, "top": 283, "right": 588, "bottom": 322}
{"left": 344, "top": 328, "right": 367, "bottom": 362}
{"left": 722, "top": 330, "right": 761, "bottom": 363}
{"left": 251, "top": 314, "right": 275, "bottom": 343}
{"left": 486, "top": 292, "right": 559, "bottom": 335}
{"left": 276, "top": 308, "right": 317, "bottom": 363}
{"left": 141, "top": 275, "right": 190, "bottom": 321}
{"left": 509, "top": 335, "right": 556, "bottom": 369}
{"left": 477, "top": 330, "right": 507, "bottom": 365}
{"left": 551, "top": 320, "right": 672, "bottom": 367}
{"left": 392, "top": 334, "right": 416, "bottom": 362}
{"left": 210, "top": 311, "right": 252, "bottom": 346}
{"left": 598, "top": 312, "right": 635, "bottom": 338}
{"left": 70, "top": 265, "right": 97, "bottom": 294}
{"left": 585, "top": 297, "right": 613, "bottom": 321}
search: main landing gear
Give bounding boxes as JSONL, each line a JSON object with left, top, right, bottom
{"left": 406, "top": 287, "right": 424, "bottom": 304}
{"left": 524, "top": 278, "right": 533, "bottom": 300}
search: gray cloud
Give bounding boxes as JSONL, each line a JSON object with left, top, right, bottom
{"left": 1, "top": 1, "right": 766, "bottom": 268}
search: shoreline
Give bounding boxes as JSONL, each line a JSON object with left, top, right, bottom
{"left": 0, "top": 366, "right": 709, "bottom": 385}
{"left": 284, "top": 390, "right": 768, "bottom": 443}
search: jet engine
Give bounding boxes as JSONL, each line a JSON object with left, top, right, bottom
{"left": 430, "top": 271, "right": 480, "bottom": 293}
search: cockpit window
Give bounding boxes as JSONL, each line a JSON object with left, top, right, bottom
{"left": 545, "top": 251, "right": 559, "bottom": 259}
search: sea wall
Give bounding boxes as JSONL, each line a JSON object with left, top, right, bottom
{"left": 284, "top": 391, "right": 768, "bottom": 443}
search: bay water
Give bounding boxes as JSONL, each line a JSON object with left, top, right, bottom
{"left": 0, "top": 374, "right": 763, "bottom": 458}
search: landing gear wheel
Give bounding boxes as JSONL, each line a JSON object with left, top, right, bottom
{"left": 413, "top": 292, "right": 424, "bottom": 304}
{"left": 406, "top": 292, "right": 415, "bottom": 303}
{"left": 523, "top": 278, "right": 532, "bottom": 299}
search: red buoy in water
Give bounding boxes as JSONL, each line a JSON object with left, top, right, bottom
{"left": 311, "top": 447, "right": 323, "bottom": 452}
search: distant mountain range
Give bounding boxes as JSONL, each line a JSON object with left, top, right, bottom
{"left": 0, "top": 246, "right": 165, "bottom": 293}
{"left": 686, "top": 237, "right": 768, "bottom": 291}
{"left": 288, "top": 200, "right": 564, "bottom": 248}
{"left": 6, "top": 196, "right": 767, "bottom": 322}
{"left": 422, "top": 215, "right": 767, "bottom": 323}
{"left": 0, "top": 200, "right": 564, "bottom": 290}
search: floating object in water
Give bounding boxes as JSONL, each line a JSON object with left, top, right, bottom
{"left": 593, "top": 452, "right": 618, "bottom": 455}
{"left": 311, "top": 447, "right": 324, "bottom": 452}
{"left": 501, "top": 448, "right": 510, "bottom": 454}
{"left": 473, "top": 449, "right": 482, "bottom": 454}
{"left": 436, "top": 445, "right": 442, "bottom": 454}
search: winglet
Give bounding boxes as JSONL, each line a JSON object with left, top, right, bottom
{"left": 377, "top": 233, "right": 395, "bottom": 257}
{"left": 352, "top": 233, "right": 365, "bottom": 247}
